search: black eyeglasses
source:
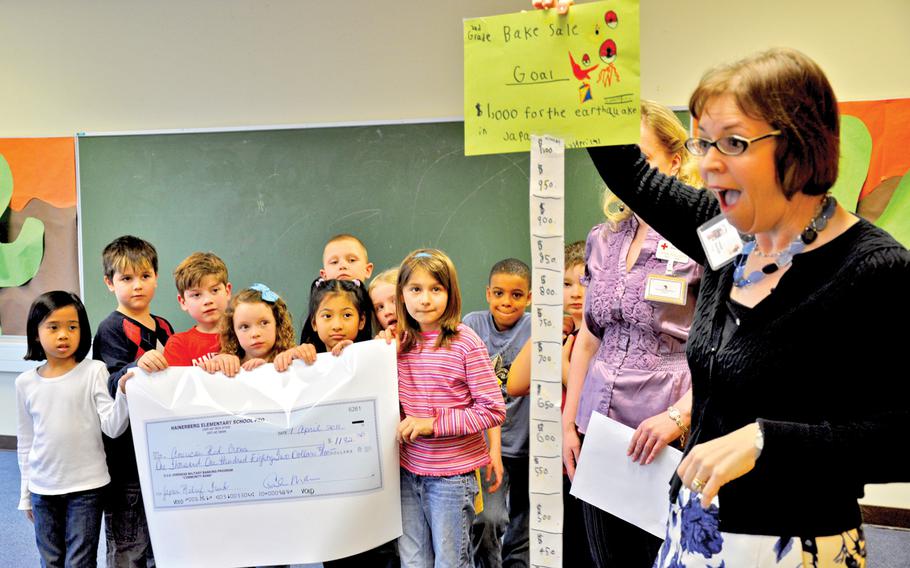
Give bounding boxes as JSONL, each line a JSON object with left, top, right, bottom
{"left": 685, "top": 130, "right": 782, "bottom": 157}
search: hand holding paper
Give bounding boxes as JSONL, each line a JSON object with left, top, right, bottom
{"left": 241, "top": 357, "right": 267, "bottom": 371}
{"left": 533, "top": 0, "right": 574, "bottom": 15}
{"left": 201, "top": 353, "right": 241, "bottom": 377}
{"left": 628, "top": 412, "right": 682, "bottom": 465}
{"left": 273, "top": 343, "right": 317, "bottom": 371}
{"left": 118, "top": 371, "right": 133, "bottom": 395}
{"left": 571, "top": 412, "right": 682, "bottom": 538}
{"left": 137, "top": 349, "right": 168, "bottom": 373}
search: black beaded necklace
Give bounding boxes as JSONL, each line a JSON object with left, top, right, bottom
{"left": 733, "top": 194, "right": 836, "bottom": 288}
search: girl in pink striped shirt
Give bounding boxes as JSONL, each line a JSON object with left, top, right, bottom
{"left": 392, "top": 249, "right": 506, "bottom": 568}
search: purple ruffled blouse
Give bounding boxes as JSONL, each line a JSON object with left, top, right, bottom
{"left": 575, "top": 218, "right": 700, "bottom": 433}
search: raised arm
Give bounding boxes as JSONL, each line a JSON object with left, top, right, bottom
{"left": 587, "top": 144, "right": 719, "bottom": 263}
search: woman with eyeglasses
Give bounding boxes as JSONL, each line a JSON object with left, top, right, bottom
{"left": 587, "top": 48, "right": 909, "bottom": 567}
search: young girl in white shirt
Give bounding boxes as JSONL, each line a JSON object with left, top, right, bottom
{"left": 16, "top": 291, "right": 133, "bottom": 568}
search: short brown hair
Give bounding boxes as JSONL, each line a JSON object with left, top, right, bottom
{"left": 565, "top": 241, "right": 585, "bottom": 271}
{"left": 324, "top": 234, "right": 369, "bottom": 261}
{"left": 102, "top": 235, "right": 158, "bottom": 280}
{"left": 173, "top": 252, "right": 229, "bottom": 296}
{"left": 396, "top": 249, "right": 461, "bottom": 353}
{"left": 689, "top": 48, "right": 839, "bottom": 197}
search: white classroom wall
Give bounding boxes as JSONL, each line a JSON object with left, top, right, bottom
{"left": 1, "top": 0, "right": 909, "bottom": 136}
{"left": 2, "top": 0, "right": 909, "bottom": 507}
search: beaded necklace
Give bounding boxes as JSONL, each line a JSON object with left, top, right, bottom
{"left": 733, "top": 194, "right": 836, "bottom": 288}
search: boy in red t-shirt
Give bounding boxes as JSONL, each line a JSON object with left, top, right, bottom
{"left": 162, "top": 252, "right": 232, "bottom": 366}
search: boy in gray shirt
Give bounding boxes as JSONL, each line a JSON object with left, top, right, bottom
{"left": 465, "top": 258, "right": 532, "bottom": 568}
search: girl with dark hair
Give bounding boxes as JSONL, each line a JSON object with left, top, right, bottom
{"left": 17, "top": 291, "right": 133, "bottom": 568}
{"left": 301, "top": 278, "right": 371, "bottom": 355}
{"left": 303, "top": 278, "right": 401, "bottom": 568}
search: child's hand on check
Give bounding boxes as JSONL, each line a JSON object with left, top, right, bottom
{"left": 241, "top": 358, "right": 267, "bottom": 372}
{"left": 201, "top": 354, "right": 241, "bottom": 377}
{"left": 137, "top": 349, "right": 168, "bottom": 373}
{"left": 274, "top": 344, "right": 317, "bottom": 371}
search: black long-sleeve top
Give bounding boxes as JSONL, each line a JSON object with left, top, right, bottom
{"left": 93, "top": 311, "right": 173, "bottom": 484}
{"left": 588, "top": 144, "right": 910, "bottom": 536}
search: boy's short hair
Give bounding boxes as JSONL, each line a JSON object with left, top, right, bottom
{"left": 324, "top": 233, "right": 369, "bottom": 260}
{"left": 173, "top": 252, "right": 229, "bottom": 296}
{"left": 102, "top": 235, "right": 158, "bottom": 280}
{"left": 489, "top": 258, "right": 531, "bottom": 288}
{"left": 565, "top": 241, "right": 585, "bottom": 270}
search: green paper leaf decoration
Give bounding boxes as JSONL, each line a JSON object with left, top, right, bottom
{"left": 875, "top": 169, "right": 910, "bottom": 247}
{"left": 0, "top": 153, "right": 45, "bottom": 287}
{"left": 830, "top": 115, "right": 872, "bottom": 213}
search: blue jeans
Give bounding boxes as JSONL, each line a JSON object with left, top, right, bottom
{"left": 471, "top": 456, "right": 529, "bottom": 568}
{"left": 31, "top": 487, "right": 105, "bottom": 568}
{"left": 470, "top": 466, "right": 507, "bottom": 568}
{"left": 104, "top": 482, "right": 155, "bottom": 568}
{"left": 399, "top": 468, "right": 478, "bottom": 568}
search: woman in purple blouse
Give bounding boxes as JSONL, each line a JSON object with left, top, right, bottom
{"left": 562, "top": 100, "right": 702, "bottom": 568}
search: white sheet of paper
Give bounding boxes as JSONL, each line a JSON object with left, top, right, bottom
{"left": 570, "top": 411, "right": 681, "bottom": 539}
{"left": 528, "top": 134, "right": 565, "bottom": 568}
{"left": 126, "top": 339, "right": 401, "bottom": 567}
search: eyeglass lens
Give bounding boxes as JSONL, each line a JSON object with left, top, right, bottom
{"left": 686, "top": 136, "right": 749, "bottom": 156}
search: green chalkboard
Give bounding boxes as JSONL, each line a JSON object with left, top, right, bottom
{"left": 78, "top": 121, "right": 608, "bottom": 335}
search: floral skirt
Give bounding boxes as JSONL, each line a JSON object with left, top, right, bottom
{"left": 654, "top": 487, "right": 865, "bottom": 568}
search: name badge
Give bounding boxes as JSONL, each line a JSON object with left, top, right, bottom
{"left": 644, "top": 274, "right": 688, "bottom": 305}
{"left": 697, "top": 214, "right": 743, "bottom": 270}
{"left": 655, "top": 240, "right": 690, "bottom": 264}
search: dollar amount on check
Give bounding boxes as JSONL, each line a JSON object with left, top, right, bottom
{"left": 145, "top": 399, "right": 382, "bottom": 509}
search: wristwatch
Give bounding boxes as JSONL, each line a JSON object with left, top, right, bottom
{"left": 667, "top": 406, "right": 688, "bottom": 446}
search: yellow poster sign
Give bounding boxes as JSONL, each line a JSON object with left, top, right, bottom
{"left": 464, "top": 1, "right": 640, "bottom": 156}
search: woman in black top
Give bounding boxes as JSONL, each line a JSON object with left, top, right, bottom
{"left": 588, "top": 48, "right": 909, "bottom": 567}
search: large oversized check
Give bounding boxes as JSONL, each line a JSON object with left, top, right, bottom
{"left": 126, "top": 340, "right": 401, "bottom": 568}
{"left": 146, "top": 399, "right": 383, "bottom": 508}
